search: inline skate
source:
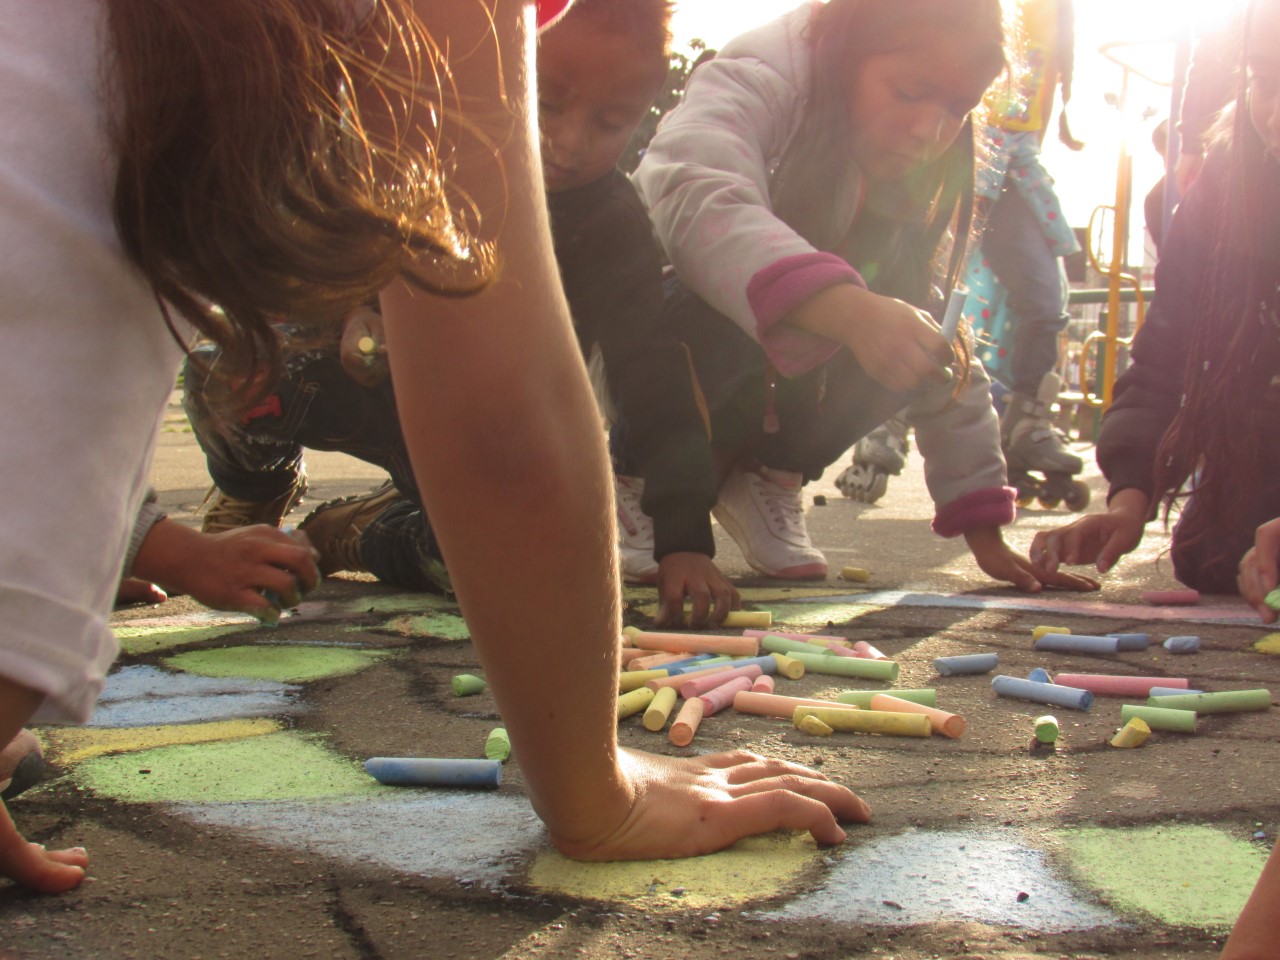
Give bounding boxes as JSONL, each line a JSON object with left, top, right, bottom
{"left": 835, "top": 416, "right": 910, "bottom": 504}
{"left": 1002, "top": 372, "right": 1090, "bottom": 511}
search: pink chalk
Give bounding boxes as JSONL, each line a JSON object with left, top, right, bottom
{"left": 821, "top": 642, "right": 863, "bottom": 658}
{"left": 750, "top": 675, "right": 776, "bottom": 694}
{"left": 731, "top": 690, "right": 861, "bottom": 720}
{"left": 678, "top": 664, "right": 763, "bottom": 700}
{"left": 853, "top": 641, "right": 889, "bottom": 661}
{"left": 1142, "top": 589, "right": 1200, "bottom": 606}
{"left": 698, "top": 676, "right": 755, "bottom": 716}
{"left": 743, "top": 629, "right": 851, "bottom": 645}
{"left": 1052, "top": 674, "right": 1190, "bottom": 698}
{"left": 629, "top": 630, "right": 759, "bottom": 657}
{"left": 645, "top": 665, "right": 734, "bottom": 692}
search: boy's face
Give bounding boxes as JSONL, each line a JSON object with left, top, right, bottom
{"left": 537, "top": 17, "right": 666, "bottom": 193}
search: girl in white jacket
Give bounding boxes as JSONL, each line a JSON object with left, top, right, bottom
{"left": 630, "top": 0, "right": 1098, "bottom": 596}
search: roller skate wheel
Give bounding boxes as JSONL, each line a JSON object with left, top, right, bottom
{"left": 1064, "top": 480, "right": 1091, "bottom": 511}
{"left": 1037, "top": 494, "right": 1062, "bottom": 509}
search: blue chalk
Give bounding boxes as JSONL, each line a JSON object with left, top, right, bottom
{"left": 1150, "top": 686, "right": 1204, "bottom": 697}
{"left": 992, "top": 675, "right": 1094, "bottom": 711}
{"left": 666, "top": 658, "right": 733, "bottom": 676}
{"left": 1033, "top": 633, "right": 1120, "bottom": 655}
{"left": 1163, "top": 635, "right": 1201, "bottom": 655}
{"left": 723, "top": 654, "right": 780, "bottom": 675}
{"left": 364, "top": 757, "right": 501, "bottom": 788}
{"left": 653, "top": 654, "right": 715, "bottom": 673}
{"left": 1108, "top": 633, "right": 1150, "bottom": 651}
{"left": 1027, "top": 668, "right": 1052, "bottom": 684}
{"left": 934, "top": 653, "right": 999, "bottom": 676}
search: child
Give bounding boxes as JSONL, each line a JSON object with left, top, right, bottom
{"left": 1029, "top": 0, "right": 1280, "bottom": 598}
{"left": 629, "top": 0, "right": 1098, "bottom": 594}
{"left": 0, "top": 0, "right": 865, "bottom": 893}
{"left": 184, "top": 0, "right": 742, "bottom": 625}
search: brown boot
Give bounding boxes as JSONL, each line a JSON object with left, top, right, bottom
{"left": 200, "top": 473, "right": 308, "bottom": 534}
{"left": 298, "top": 481, "right": 405, "bottom": 576}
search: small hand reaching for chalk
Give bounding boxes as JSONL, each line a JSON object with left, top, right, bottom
{"left": 1238, "top": 517, "right": 1280, "bottom": 623}
{"left": 654, "top": 552, "right": 741, "bottom": 627}
{"left": 547, "top": 748, "right": 870, "bottom": 862}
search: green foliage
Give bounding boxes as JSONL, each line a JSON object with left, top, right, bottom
{"left": 619, "top": 40, "right": 709, "bottom": 174}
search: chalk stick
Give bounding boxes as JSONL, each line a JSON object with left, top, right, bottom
{"left": 820, "top": 642, "right": 864, "bottom": 659}
{"left": 934, "top": 653, "right": 998, "bottom": 676}
{"left": 1108, "top": 633, "right": 1151, "bottom": 651}
{"left": 852, "top": 640, "right": 890, "bottom": 661}
{"left": 992, "top": 675, "right": 1094, "bottom": 711}
{"left": 357, "top": 335, "right": 377, "bottom": 356}
{"left": 733, "top": 690, "right": 862, "bottom": 720}
{"left": 644, "top": 653, "right": 715, "bottom": 672}
{"left": 797, "top": 714, "right": 835, "bottom": 736}
{"left": 699, "top": 676, "right": 755, "bottom": 716}
{"left": 869, "top": 694, "right": 966, "bottom": 738}
{"left": 722, "top": 654, "right": 780, "bottom": 675}
{"left": 750, "top": 674, "right": 776, "bottom": 694}
{"left": 769, "top": 653, "right": 806, "bottom": 679}
{"left": 643, "top": 686, "right": 679, "bottom": 732}
{"left": 1162, "top": 635, "right": 1201, "bottom": 655}
{"left": 1033, "top": 633, "right": 1120, "bottom": 655}
{"left": 666, "top": 656, "right": 734, "bottom": 675}
{"left": 722, "top": 610, "right": 772, "bottom": 629}
{"left": 1110, "top": 717, "right": 1151, "bottom": 749}
{"left": 1266, "top": 587, "right": 1280, "bottom": 612}
{"left": 628, "top": 630, "right": 759, "bottom": 657}
{"left": 793, "top": 706, "right": 931, "bottom": 738}
{"left": 668, "top": 698, "right": 704, "bottom": 747}
{"left": 619, "top": 669, "right": 669, "bottom": 692}
{"left": 836, "top": 688, "right": 936, "bottom": 708}
{"left": 1053, "top": 674, "right": 1189, "bottom": 698}
{"left": 645, "top": 665, "right": 735, "bottom": 691}
{"left": 1150, "top": 686, "right": 1203, "bottom": 697}
{"left": 743, "top": 629, "right": 850, "bottom": 644}
{"left": 1027, "top": 668, "right": 1052, "bottom": 684}
{"left": 617, "top": 686, "right": 656, "bottom": 719}
{"left": 679, "top": 664, "right": 763, "bottom": 699}
{"left": 940, "top": 284, "right": 966, "bottom": 340}
{"left": 1146, "top": 689, "right": 1272, "bottom": 714}
{"left": 1031, "top": 625, "right": 1070, "bottom": 641}
{"left": 761, "top": 635, "right": 838, "bottom": 657}
{"left": 840, "top": 566, "right": 871, "bottom": 582}
{"left": 1121, "top": 704, "right": 1197, "bottom": 732}
{"left": 618, "top": 647, "right": 652, "bottom": 666}
{"left": 1034, "top": 715, "right": 1059, "bottom": 744}
{"left": 627, "top": 651, "right": 689, "bottom": 671}
{"left": 788, "top": 650, "right": 899, "bottom": 681}
{"left": 484, "top": 728, "right": 511, "bottom": 763}
{"left": 364, "top": 757, "right": 501, "bottom": 788}
{"left": 452, "top": 674, "right": 486, "bottom": 697}
{"left": 1142, "top": 588, "right": 1200, "bottom": 606}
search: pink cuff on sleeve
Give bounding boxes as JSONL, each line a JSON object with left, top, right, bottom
{"left": 747, "top": 253, "right": 866, "bottom": 377}
{"left": 932, "top": 486, "right": 1018, "bottom": 538}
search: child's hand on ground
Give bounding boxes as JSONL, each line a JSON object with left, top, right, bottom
{"left": 131, "top": 521, "right": 320, "bottom": 619}
{"left": 1238, "top": 517, "right": 1280, "bottom": 623}
{"left": 965, "top": 525, "right": 1100, "bottom": 593}
{"left": 547, "top": 748, "right": 871, "bottom": 862}
{"left": 339, "top": 306, "right": 388, "bottom": 387}
{"left": 787, "top": 285, "right": 953, "bottom": 392}
{"left": 1029, "top": 488, "right": 1149, "bottom": 577}
{"left": 0, "top": 801, "right": 89, "bottom": 893}
{"left": 654, "top": 552, "right": 741, "bottom": 627}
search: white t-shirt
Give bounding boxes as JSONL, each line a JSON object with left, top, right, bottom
{"left": 0, "top": 1, "right": 186, "bottom": 722}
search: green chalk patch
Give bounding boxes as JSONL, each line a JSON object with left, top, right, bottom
{"left": 453, "top": 673, "right": 486, "bottom": 697}
{"left": 164, "top": 645, "right": 389, "bottom": 683}
{"left": 759, "top": 602, "right": 876, "bottom": 629}
{"left": 114, "top": 622, "right": 255, "bottom": 656}
{"left": 384, "top": 612, "right": 471, "bottom": 640}
{"left": 331, "top": 593, "right": 457, "bottom": 616}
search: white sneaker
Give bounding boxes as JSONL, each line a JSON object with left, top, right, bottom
{"left": 615, "top": 475, "right": 659, "bottom": 583}
{"left": 713, "top": 464, "right": 827, "bottom": 579}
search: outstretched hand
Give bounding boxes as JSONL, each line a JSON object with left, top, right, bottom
{"left": 965, "top": 525, "right": 1099, "bottom": 593}
{"left": 654, "top": 552, "right": 741, "bottom": 627}
{"left": 1029, "top": 490, "right": 1149, "bottom": 579}
{"left": 0, "top": 802, "right": 88, "bottom": 893}
{"left": 1239, "top": 517, "right": 1280, "bottom": 623}
{"left": 548, "top": 748, "right": 871, "bottom": 862}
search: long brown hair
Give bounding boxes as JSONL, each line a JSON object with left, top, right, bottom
{"left": 1150, "top": 0, "right": 1280, "bottom": 552}
{"left": 106, "top": 0, "right": 495, "bottom": 406}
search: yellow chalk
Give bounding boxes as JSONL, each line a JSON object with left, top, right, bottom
{"left": 796, "top": 714, "right": 834, "bottom": 736}
{"left": 617, "top": 687, "right": 655, "bottom": 720}
{"left": 1031, "top": 625, "right": 1070, "bottom": 641}
{"left": 768, "top": 653, "right": 806, "bottom": 680}
{"left": 839, "top": 566, "right": 870, "bottom": 582}
{"left": 643, "top": 686, "right": 679, "bottom": 732}
{"left": 722, "top": 610, "right": 772, "bottom": 629}
{"left": 1109, "top": 716, "right": 1151, "bottom": 749}
{"left": 357, "top": 335, "right": 377, "bottom": 355}
{"left": 793, "top": 705, "right": 931, "bottom": 737}
{"left": 619, "top": 669, "right": 668, "bottom": 692}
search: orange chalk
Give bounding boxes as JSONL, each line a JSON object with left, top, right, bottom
{"left": 628, "top": 629, "right": 759, "bottom": 657}
{"left": 628, "top": 651, "right": 689, "bottom": 671}
{"left": 645, "top": 665, "right": 735, "bottom": 692}
{"left": 699, "top": 676, "right": 756, "bottom": 716}
{"left": 751, "top": 675, "right": 776, "bottom": 694}
{"left": 731, "top": 690, "right": 861, "bottom": 720}
{"left": 669, "top": 697, "right": 705, "bottom": 746}
{"left": 869, "top": 693, "right": 966, "bottom": 739}
{"left": 1054, "top": 674, "right": 1190, "bottom": 698}
{"left": 679, "top": 664, "right": 763, "bottom": 700}
{"left": 619, "top": 647, "right": 650, "bottom": 665}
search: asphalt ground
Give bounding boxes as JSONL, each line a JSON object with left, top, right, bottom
{"left": 1, "top": 395, "right": 1276, "bottom": 960}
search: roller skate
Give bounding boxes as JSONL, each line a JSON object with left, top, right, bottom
{"left": 1002, "top": 372, "right": 1090, "bottom": 511}
{"left": 835, "top": 417, "right": 909, "bottom": 504}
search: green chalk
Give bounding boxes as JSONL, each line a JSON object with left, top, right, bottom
{"left": 452, "top": 673, "right": 486, "bottom": 697}
{"left": 1034, "top": 715, "right": 1060, "bottom": 744}
{"left": 484, "top": 727, "right": 510, "bottom": 762}
{"left": 786, "top": 651, "right": 899, "bottom": 682}
{"left": 1266, "top": 588, "right": 1280, "bottom": 612}
{"left": 1121, "top": 704, "right": 1198, "bottom": 732}
{"left": 1146, "top": 689, "right": 1272, "bottom": 714}
{"left": 760, "top": 635, "right": 836, "bottom": 657}
{"left": 836, "top": 688, "right": 936, "bottom": 708}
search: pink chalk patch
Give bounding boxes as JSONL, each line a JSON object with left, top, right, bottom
{"left": 1142, "top": 589, "right": 1200, "bottom": 606}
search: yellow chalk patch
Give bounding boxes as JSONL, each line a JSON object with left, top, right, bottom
{"left": 526, "top": 833, "right": 819, "bottom": 909}
{"left": 1253, "top": 633, "right": 1280, "bottom": 655}
{"left": 45, "top": 718, "right": 280, "bottom": 764}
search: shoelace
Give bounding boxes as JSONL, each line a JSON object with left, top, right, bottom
{"left": 749, "top": 472, "right": 806, "bottom": 537}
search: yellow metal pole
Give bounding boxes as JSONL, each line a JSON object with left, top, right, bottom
{"left": 1103, "top": 69, "right": 1131, "bottom": 409}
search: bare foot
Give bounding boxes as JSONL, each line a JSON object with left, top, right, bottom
{"left": 0, "top": 800, "right": 88, "bottom": 893}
